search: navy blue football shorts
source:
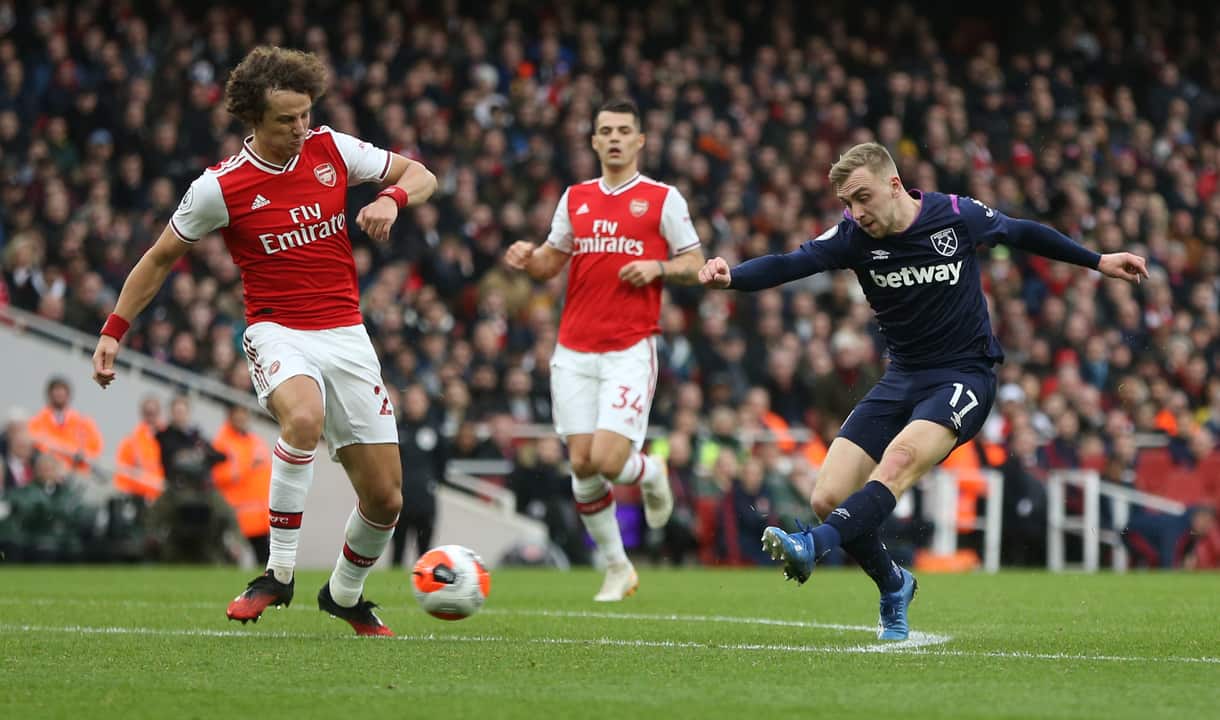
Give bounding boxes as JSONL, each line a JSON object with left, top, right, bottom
{"left": 837, "top": 361, "right": 998, "bottom": 462}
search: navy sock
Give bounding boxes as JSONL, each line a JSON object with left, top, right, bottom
{"left": 841, "top": 530, "right": 904, "bottom": 594}
{"left": 818, "top": 480, "right": 898, "bottom": 549}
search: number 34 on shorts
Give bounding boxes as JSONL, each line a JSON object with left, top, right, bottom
{"left": 611, "top": 385, "right": 646, "bottom": 417}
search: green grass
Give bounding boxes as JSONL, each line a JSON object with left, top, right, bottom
{"left": 1, "top": 566, "right": 1217, "bottom": 719}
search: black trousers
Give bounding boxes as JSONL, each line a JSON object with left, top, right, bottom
{"left": 391, "top": 512, "right": 435, "bottom": 567}
{"left": 247, "top": 534, "right": 270, "bottom": 565}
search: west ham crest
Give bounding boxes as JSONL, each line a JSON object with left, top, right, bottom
{"left": 629, "top": 198, "right": 649, "bottom": 217}
{"left": 930, "top": 228, "right": 958, "bottom": 257}
{"left": 314, "top": 163, "right": 337, "bottom": 187}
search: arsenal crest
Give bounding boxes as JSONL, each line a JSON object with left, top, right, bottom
{"left": 314, "top": 163, "right": 337, "bottom": 187}
{"left": 930, "top": 228, "right": 958, "bottom": 257}
{"left": 629, "top": 198, "right": 649, "bottom": 217}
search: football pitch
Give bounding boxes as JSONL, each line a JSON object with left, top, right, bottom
{"left": 2, "top": 567, "right": 1217, "bottom": 719}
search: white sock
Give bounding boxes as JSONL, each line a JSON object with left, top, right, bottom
{"left": 573, "top": 474, "right": 626, "bottom": 564}
{"left": 611, "top": 452, "right": 663, "bottom": 487}
{"left": 267, "top": 438, "right": 316, "bottom": 583}
{"left": 329, "top": 506, "right": 397, "bottom": 607}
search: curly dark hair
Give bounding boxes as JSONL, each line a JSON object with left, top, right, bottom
{"left": 223, "top": 46, "right": 329, "bottom": 127}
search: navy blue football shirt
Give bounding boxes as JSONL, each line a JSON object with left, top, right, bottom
{"left": 729, "top": 190, "right": 1078, "bottom": 370}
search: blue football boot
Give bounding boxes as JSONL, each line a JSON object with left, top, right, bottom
{"left": 877, "top": 566, "right": 918, "bottom": 641}
{"left": 760, "top": 520, "right": 819, "bottom": 584}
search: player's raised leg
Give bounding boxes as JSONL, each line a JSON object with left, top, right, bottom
{"left": 813, "top": 437, "right": 908, "bottom": 601}
{"left": 762, "top": 437, "right": 876, "bottom": 583}
{"left": 227, "top": 374, "right": 322, "bottom": 623}
{"left": 318, "top": 442, "right": 401, "bottom": 636}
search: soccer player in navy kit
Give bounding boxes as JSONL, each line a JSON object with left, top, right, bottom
{"left": 699, "top": 143, "right": 1148, "bottom": 640}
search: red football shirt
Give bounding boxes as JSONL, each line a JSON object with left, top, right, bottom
{"left": 545, "top": 174, "right": 701, "bottom": 353}
{"left": 170, "top": 126, "right": 392, "bottom": 330}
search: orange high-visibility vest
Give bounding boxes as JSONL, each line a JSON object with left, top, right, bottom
{"left": 211, "top": 421, "right": 271, "bottom": 537}
{"left": 114, "top": 422, "right": 164, "bottom": 500}
{"left": 761, "top": 411, "right": 796, "bottom": 453}
{"left": 27, "top": 406, "right": 103, "bottom": 473}
{"left": 941, "top": 441, "right": 989, "bottom": 532}
{"left": 801, "top": 434, "right": 829, "bottom": 468}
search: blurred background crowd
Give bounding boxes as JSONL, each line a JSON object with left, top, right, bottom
{"left": 2, "top": 0, "right": 1219, "bottom": 569}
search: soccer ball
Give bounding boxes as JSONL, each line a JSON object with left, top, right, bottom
{"left": 411, "top": 544, "right": 491, "bottom": 620}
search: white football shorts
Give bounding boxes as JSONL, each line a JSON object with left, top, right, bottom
{"left": 549, "top": 337, "right": 658, "bottom": 450}
{"left": 241, "top": 321, "right": 397, "bottom": 461}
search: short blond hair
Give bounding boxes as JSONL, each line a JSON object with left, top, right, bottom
{"left": 828, "top": 142, "right": 898, "bottom": 190}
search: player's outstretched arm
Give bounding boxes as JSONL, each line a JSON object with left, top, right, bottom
{"left": 620, "top": 249, "right": 706, "bottom": 287}
{"left": 1001, "top": 217, "right": 1149, "bottom": 284}
{"left": 699, "top": 237, "right": 838, "bottom": 292}
{"left": 92, "top": 225, "right": 192, "bottom": 388}
{"left": 505, "top": 241, "right": 569, "bottom": 281}
{"left": 356, "top": 154, "right": 438, "bottom": 243}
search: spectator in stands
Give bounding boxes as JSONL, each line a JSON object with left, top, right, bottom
{"left": 759, "top": 442, "right": 816, "bottom": 527}
{"left": 509, "top": 435, "right": 588, "bottom": 565}
{"left": 1183, "top": 506, "right": 1220, "bottom": 570}
{"left": 2, "top": 236, "right": 54, "bottom": 312}
{"left": 645, "top": 430, "right": 698, "bottom": 566}
{"left": 739, "top": 387, "right": 795, "bottom": 454}
{"left": 696, "top": 449, "right": 740, "bottom": 564}
{"left": 998, "top": 423, "right": 1049, "bottom": 566}
{"left": 392, "top": 384, "right": 444, "bottom": 566}
{"left": 114, "top": 395, "right": 165, "bottom": 501}
{"left": 695, "top": 405, "right": 742, "bottom": 479}
{"left": 61, "top": 271, "right": 112, "bottom": 335}
{"left": 810, "top": 328, "right": 880, "bottom": 431}
{"left": 0, "top": 452, "right": 91, "bottom": 562}
{"left": 1, "top": 415, "right": 36, "bottom": 495}
{"left": 211, "top": 403, "right": 271, "bottom": 564}
{"left": 27, "top": 376, "right": 102, "bottom": 476}
{"left": 145, "top": 448, "right": 243, "bottom": 565}
{"left": 725, "top": 456, "right": 775, "bottom": 566}
{"left": 156, "top": 394, "right": 224, "bottom": 481}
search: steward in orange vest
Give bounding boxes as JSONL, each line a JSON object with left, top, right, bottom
{"left": 211, "top": 404, "right": 271, "bottom": 563}
{"left": 26, "top": 377, "right": 102, "bottom": 474}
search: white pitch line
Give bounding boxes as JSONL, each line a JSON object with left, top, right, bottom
{"left": 480, "top": 607, "right": 953, "bottom": 651}
{"left": 0, "top": 596, "right": 948, "bottom": 651}
{"left": 1, "top": 624, "right": 1217, "bottom": 665}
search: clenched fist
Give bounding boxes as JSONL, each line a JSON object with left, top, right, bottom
{"left": 698, "top": 257, "right": 732, "bottom": 289}
{"left": 356, "top": 196, "right": 399, "bottom": 243}
{"left": 505, "top": 241, "right": 536, "bottom": 270}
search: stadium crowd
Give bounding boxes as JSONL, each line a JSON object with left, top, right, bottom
{"left": 2, "top": 0, "right": 1220, "bottom": 568}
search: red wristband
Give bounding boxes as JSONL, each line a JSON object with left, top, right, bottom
{"left": 376, "top": 185, "right": 409, "bottom": 209}
{"left": 101, "top": 313, "right": 130, "bottom": 341}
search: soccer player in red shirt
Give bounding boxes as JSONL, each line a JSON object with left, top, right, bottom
{"left": 91, "top": 47, "right": 437, "bottom": 636}
{"left": 505, "top": 99, "right": 705, "bottom": 601}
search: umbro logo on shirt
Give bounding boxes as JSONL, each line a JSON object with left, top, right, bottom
{"left": 251, "top": 194, "right": 271, "bottom": 210}
{"left": 870, "top": 249, "right": 891, "bottom": 260}
{"left": 575, "top": 203, "right": 590, "bottom": 215}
